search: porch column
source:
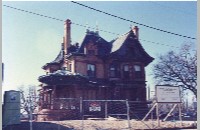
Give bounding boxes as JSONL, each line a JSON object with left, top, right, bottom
{"left": 51, "top": 86, "right": 57, "bottom": 109}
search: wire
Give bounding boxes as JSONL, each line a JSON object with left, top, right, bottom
{"left": 3, "top": 5, "right": 65, "bottom": 22}
{"left": 72, "top": 22, "right": 120, "bottom": 36}
{"left": 71, "top": 1, "right": 196, "bottom": 40}
{"left": 3, "top": 5, "right": 120, "bottom": 36}
{"left": 3, "top": 4, "right": 196, "bottom": 50}
{"left": 139, "top": 39, "right": 180, "bottom": 49}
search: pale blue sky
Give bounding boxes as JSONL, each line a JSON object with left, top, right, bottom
{"left": 2, "top": 1, "right": 197, "bottom": 98}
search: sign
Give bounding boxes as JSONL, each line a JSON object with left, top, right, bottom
{"left": 156, "top": 85, "right": 181, "bottom": 103}
{"left": 89, "top": 102, "right": 101, "bottom": 111}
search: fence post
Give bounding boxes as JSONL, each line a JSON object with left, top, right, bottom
{"left": 105, "top": 101, "right": 108, "bottom": 118}
{"left": 178, "top": 103, "right": 182, "bottom": 126}
{"left": 156, "top": 103, "right": 160, "bottom": 127}
{"left": 80, "top": 97, "right": 83, "bottom": 119}
{"left": 126, "top": 99, "right": 131, "bottom": 129}
{"left": 80, "top": 97, "right": 84, "bottom": 130}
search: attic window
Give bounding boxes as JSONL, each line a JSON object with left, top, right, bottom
{"left": 88, "top": 50, "right": 95, "bottom": 55}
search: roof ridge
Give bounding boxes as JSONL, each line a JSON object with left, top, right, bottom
{"left": 111, "top": 30, "right": 131, "bottom": 42}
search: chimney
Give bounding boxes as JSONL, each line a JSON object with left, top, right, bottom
{"left": 64, "top": 19, "right": 71, "bottom": 55}
{"left": 132, "top": 26, "right": 139, "bottom": 39}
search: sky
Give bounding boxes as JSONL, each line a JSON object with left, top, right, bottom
{"left": 2, "top": 1, "right": 197, "bottom": 100}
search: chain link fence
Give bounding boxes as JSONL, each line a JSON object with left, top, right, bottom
{"left": 3, "top": 97, "right": 197, "bottom": 130}
{"left": 81, "top": 99, "right": 131, "bottom": 130}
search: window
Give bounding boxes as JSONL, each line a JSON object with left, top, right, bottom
{"left": 110, "top": 64, "right": 117, "bottom": 78}
{"left": 87, "top": 64, "right": 96, "bottom": 77}
{"left": 109, "top": 62, "right": 120, "bottom": 78}
{"left": 123, "top": 65, "right": 130, "bottom": 79}
{"left": 69, "top": 64, "right": 72, "bottom": 71}
{"left": 88, "top": 50, "right": 95, "bottom": 55}
{"left": 134, "top": 65, "right": 142, "bottom": 78}
{"left": 134, "top": 65, "right": 141, "bottom": 71}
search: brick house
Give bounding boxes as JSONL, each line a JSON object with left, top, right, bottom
{"left": 37, "top": 19, "right": 154, "bottom": 120}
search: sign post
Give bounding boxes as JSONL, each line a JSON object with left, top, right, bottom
{"left": 142, "top": 85, "right": 182, "bottom": 128}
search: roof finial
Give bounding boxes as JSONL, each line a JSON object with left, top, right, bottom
{"left": 96, "top": 21, "right": 99, "bottom": 35}
{"left": 130, "top": 25, "right": 133, "bottom": 30}
{"left": 86, "top": 22, "right": 89, "bottom": 33}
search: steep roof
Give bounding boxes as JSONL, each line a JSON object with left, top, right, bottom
{"left": 42, "top": 29, "right": 154, "bottom": 69}
{"left": 111, "top": 32, "right": 130, "bottom": 53}
{"left": 110, "top": 30, "right": 154, "bottom": 66}
{"left": 42, "top": 43, "right": 64, "bottom": 69}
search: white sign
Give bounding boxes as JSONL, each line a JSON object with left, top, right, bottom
{"left": 89, "top": 102, "right": 101, "bottom": 111}
{"left": 156, "top": 86, "right": 181, "bottom": 103}
{"left": 89, "top": 106, "right": 101, "bottom": 111}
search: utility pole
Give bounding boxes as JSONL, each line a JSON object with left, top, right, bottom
{"left": 28, "top": 88, "right": 33, "bottom": 130}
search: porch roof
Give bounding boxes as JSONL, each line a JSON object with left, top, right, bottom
{"left": 38, "top": 69, "right": 89, "bottom": 85}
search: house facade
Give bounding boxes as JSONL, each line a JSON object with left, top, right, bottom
{"left": 37, "top": 19, "right": 154, "bottom": 120}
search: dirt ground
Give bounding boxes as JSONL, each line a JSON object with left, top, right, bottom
{"left": 50, "top": 119, "right": 197, "bottom": 130}
{"left": 3, "top": 119, "right": 197, "bottom": 130}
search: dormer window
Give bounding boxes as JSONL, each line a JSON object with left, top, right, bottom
{"left": 84, "top": 42, "right": 97, "bottom": 55}
{"left": 88, "top": 50, "right": 95, "bottom": 55}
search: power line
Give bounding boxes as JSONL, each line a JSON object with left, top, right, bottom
{"left": 3, "top": 4, "right": 194, "bottom": 50}
{"left": 72, "top": 22, "right": 120, "bottom": 35}
{"left": 139, "top": 39, "right": 180, "bottom": 49}
{"left": 71, "top": 1, "right": 196, "bottom": 40}
{"left": 3, "top": 5, "right": 65, "bottom": 22}
{"left": 3, "top": 5, "right": 119, "bottom": 36}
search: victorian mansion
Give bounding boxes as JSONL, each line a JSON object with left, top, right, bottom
{"left": 37, "top": 19, "right": 154, "bottom": 120}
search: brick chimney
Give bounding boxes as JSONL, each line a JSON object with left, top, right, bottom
{"left": 64, "top": 19, "right": 71, "bottom": 55}
{"left": 132, "top": 26, "right": 139, "bottom": 39}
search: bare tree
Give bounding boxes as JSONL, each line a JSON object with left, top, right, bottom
{"left": 18, "top": 85, "right": 38, "bottom": 115}
{"left": 153, "top": 44, "right": 197, "bottom": 97}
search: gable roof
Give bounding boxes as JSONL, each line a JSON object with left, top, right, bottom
{"left": 110, "top": 30, "right": 154, "bottom": 66}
